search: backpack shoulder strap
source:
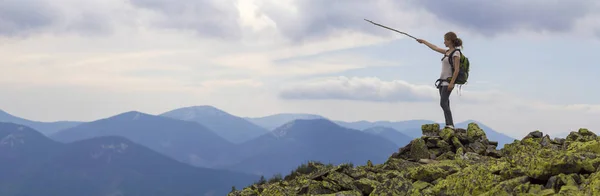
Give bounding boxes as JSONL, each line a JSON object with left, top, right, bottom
{"left": 448, "top": 49, "right": 460, "bottom": 66}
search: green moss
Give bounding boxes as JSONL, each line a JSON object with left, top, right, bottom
{"left": 435, "top": 151, "right": 455, "bottom": 161}
{"left": 436, "top": 140, "right": 451, "bottom": 151}
{"left": 522, "top": 152, "right": 586, "bottom": 180}
{"left": 320, "top": 180, "right": 340, "bottom": 193}
{"left": 467, "top": 142, "right": 487, "bottom": 155}
{"left": 324, "top": 172, "right": 355, "bottom": 191}
{"left": 582, "top": 172, "right": 600, "bottom": 194}
{"left": 411, "top": 181, "right": 431, "bottom": 190}
{"left": 578, "top": 128, "right": 596, "bottom": 137}
{"left": 537, "top": 189, "right": 558, "bottom": 195}
{"left": 353, "top": 178, "right": 379, "bottom": 195}
{"left": 313, "top": 190, "right": 362, "bottom": 196}
{"left": 304, "top": 180, "right": 333, "bottom": 194}
{"left": 383, "top": 158, "right": 420, "bottom": 171}
{"left": 440, "top": 128, "right": 455, "bottom": 141}
{"left": 421, "top": 124, "right": 440, "bottom": 136}
{"left": 525, "top": 184, "right": 545, "bottom": 194}
{"left": 407, "top": 181, "right": 433, "bottom": 196}
{"left": 238, "top": 187, "right": 259, "bottom": 196}
{"left": 259, "top": 184, "right": 293, "bottom": 196}
{"left": 565, "top": 130, "right": 597, "bottom": 143}
{"left": 370, "top": 177, "right": 412, "bottom": 196}
{"left": 451, "top": 136, "right": 463, "bottom": 149}
{"left": 467, "top": 123, "right": 487, "bottom": 142}
{"left": 453, "top": 147, "right": 466, "bottom": 161}
{"left": 521, "top": 137, "right": 542, "bottom": 148}
{"left": 513, "top": 182, "right": 536, "bottom": 194}
{"left": 558, "top": 185, "right": 581, "bottom": 195}
{"left": 407, "top": 161, "right": 460, "bottom": 183}
{"left": 409, "top": 138, "right": 430, "bottom": 160}
{"left": 566, "top": 140, "right": 600, "bottom": 154}
{"left": 229, "top": 122, "right": 600, "bottom": 196}
{"left": 431, "top": 162, "right": 503, "bottom": 195}
{"left": 481, "top": 176, "right": 549, "bottom": 195}
{"left": 498, "top": 167, "right": 525, "bottom": 180}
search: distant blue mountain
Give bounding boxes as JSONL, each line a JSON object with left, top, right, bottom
{"left": 50, "top": 111, "right": 236, "bottom": 168}
{"left": 160, "top": 106, "right": 269, "bottom": 143}
{"left": 334, "top": 119, "right": 437, "bottom": 138}
{"left": 335, "top": 119, "right": 515, "bottom": 149}
{"left": 0, "top": 109, "right": 82, "bottom": 135}
{"left": 220, "top": 119, "right": 399, "bottom": 177}
{"left": 363, "top": 126, "right": 413, "bottom": 147}
{"left": 0, "top": 122, "right": 257, "bottom": 196}
{"left": 245, "top": 113, "right": 326, "bottom": 131}
{"left": 244, "top": 113, "right": 432, "bottom": 139}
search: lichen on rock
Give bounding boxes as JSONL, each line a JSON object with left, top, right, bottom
{"left": 228, "top": 123, "right": 600, "bottom": 196}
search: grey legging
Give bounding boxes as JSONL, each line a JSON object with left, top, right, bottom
{"left": 438, "top": 85, "right": 454, "bottom": 126}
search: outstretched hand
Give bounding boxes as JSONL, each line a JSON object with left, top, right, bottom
{"left": 416, "top": 39, "right": 425, "bottom": 44}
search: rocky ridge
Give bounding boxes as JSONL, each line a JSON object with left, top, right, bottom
{"left": 228, "top": 123, "right": 600, "bottom": 195}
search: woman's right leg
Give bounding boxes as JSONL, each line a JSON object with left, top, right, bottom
{"left": 439, "top": 85, "right": 454, "bottom": 127}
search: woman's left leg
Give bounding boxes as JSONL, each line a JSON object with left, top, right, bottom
{"left": 439, "top": 85, "right": 454, "bottom": 128}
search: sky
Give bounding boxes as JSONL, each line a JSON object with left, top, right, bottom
{"left": 1, "top": 0, "right": 599, "bottom": 139}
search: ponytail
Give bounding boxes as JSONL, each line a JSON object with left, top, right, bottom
{"left": 445, "top": 31, "right": 464, "bottom": 48}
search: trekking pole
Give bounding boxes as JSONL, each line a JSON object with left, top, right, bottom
{"left": 364, "top": 19, "right": 417, "bottom": 40}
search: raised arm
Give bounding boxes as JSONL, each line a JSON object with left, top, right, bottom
{"left": 416, "top": 39, "right": 446, "bottom": 54}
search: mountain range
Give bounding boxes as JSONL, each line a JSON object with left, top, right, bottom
{"left": 0, "top": 109, "right": 81, "bottom": 135}
{"left": 0, "top": 105, "right": 518, "bottom": 195}
{"left": 245, "top": 113, "right": 326, "bottom": 131}
{"left": 1, "top": 106, "right": 516, "bottom": 150}
{"left": 46, "top": 110, "right": 402, "bottom": 177}
{"left": 246, "top": 113, "right": 515, "bottom": 148}
{"left": 219, "top": 119, "right": 399, "bottom": 177}
{"left": 363, "top": 126, "right": 413, "bottom": 147}
{"left": 160, "top": 106, "right": 269, "bottom": 144}
{"left": 0, "top": 122, "right": 257, "bottom": 196}
{"left": 50, "top": 111, "right": 237, "bottom": 168}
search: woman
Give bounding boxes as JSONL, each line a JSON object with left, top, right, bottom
{"left": 416, "top": 32, "right": 463, "bottom": 129}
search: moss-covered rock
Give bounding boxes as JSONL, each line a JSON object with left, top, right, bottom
{"left": 467, "top": 123, "right": 488, "bottom": 143}
{"left": 229, "top": 123, "right": 600, "bottom": 196}
{"left": 440, "top": 127, "right": 455, "bottom": 141}
{"left": 421, "top": 123, "right": 440, "bottom": 137}
{"left": 406, "top": 160, "right": 460, "bottom": 183}
{"left": 369, "top": 176, "right": 413, "bottom": 195}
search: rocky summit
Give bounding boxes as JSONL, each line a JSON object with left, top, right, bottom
{"left": 228, "top": 122, "right": 600, "bottom": 195}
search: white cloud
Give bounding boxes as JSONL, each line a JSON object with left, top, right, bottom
{"left": 278, "top": 76, "right": 517, "bottom": 104}
{"left": 199, "top": 79, "right": 264, "bottom": 91}
{"left": 572, "top": 7, "right": 600, "bottom": 38}
{"left": 0, "top": 0, "right": 408, "bottom": 93}
{"left": 279, "top": 76, "right": 437, "bottom": 102}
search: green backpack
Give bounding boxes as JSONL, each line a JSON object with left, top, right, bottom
{"left": 447, "top": 49, "right": 470, "bottom": 85}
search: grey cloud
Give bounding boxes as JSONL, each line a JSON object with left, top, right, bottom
{"left": 407, "top": 0, "right": 595, "bottom": 36}
{"left": 0, "top": 0, "right": 58, "bottom": 36}
{"left": 277, "top": 77, "right": 513, "bottom": 105}
{"left": 278, "top": 77, "right": 437, "bottom": 102}
{"left": 4, "top": 0, "right": 593, "bottom": 41}
{"left": 0, "top": 0, "right": 115, "bottom": 37}
{"left": 257, "top": 0, "right": 409, "bottom": 42}
{"left": 255, "top": 0, "right": 599, "bottom": 42}
{"left": 62, "top": 12, "right": 115, "bottom": 36}
{"left": 128, "top": 0, "right": 241, "bottom": 39}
